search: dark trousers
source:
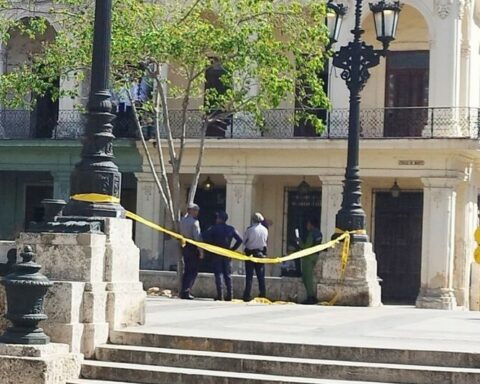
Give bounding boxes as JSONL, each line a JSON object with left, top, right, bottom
{"left": 181, "top": 245, "right": 200, "bottom": 294}
{"left": 243, "top": 248, "right": 266, "bottom": 300}
{"left": 212, "top": 256, "right": 232, "bottom": 299}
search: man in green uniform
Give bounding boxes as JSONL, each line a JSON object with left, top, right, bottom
{"left": 296, "top": 218, "right": 323, "bottom": 305}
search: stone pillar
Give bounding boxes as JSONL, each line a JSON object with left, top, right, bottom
{"left": 453, "top": 181, "right": 477, "bottom": 308}
{"left": 51, "top": 171, "right": 71, "bottom": 201}
{"left": 0, "top": 43, "right": 6, "bottom": 76}
{"left": 17, "top": 218, "right": 146, "bottom": 357}
{"left": 135, "top": 173, "right": 165, "bottom": 269}
{"left": 225, "top": 175, "right": 256, "bottom": 273}
{"left": 316, "top": 242, "right": 381, "bottom": 307}
{"left": 0, "top": 344, "right": 82, "bottom": 384}
{"left": 319, "top": 176, "right": 343, "bottom": 240}
{"left": 429, "top": 7, "right": 462, "bottom": 108}
{"left": 416, "top": 177, "right": 458, "bottom": 309}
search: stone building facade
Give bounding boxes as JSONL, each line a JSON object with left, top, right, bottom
{"left": 133, "top": 0, "right": 480, "bottom": 310}
{"left": 1, "top": 1, "right": 480, "bottom": 310}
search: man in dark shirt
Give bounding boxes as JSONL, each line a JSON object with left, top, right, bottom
{"left": 204, "top": 211, "right": 242, "bottom": 301}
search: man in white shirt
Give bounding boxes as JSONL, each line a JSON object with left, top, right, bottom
{"left": 179, "top": 203, "right": 203, "bottom": 300}
{"left": 243, "top": 212, "right": 268, "bottom": 301}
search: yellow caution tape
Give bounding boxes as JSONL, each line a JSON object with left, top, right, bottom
{"left": 72, "top": 193, "right": 121, "bottom": 204}
{"left": 319, "top": 227, "right": 366, "bottom": 306}
{"left": 475, "top": 227, "right": 480, "bottom": 244}
{"left": 232, "top": 298, "right": 293, "bottom": 305}
{"left": 71, "top": 193, "right": 352, "bottom": 265}
{"left": 72, "top": 193, "right": 366, "bottom": 306}
{"left": 475, "top": 247, "right": 480, "bottom": 264}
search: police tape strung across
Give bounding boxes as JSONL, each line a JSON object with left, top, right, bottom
{"left": 71, "top": 193, "right": 364, "bottom": 305}
{"left": 72, "top": 192, "right": 355, "bottom": 264}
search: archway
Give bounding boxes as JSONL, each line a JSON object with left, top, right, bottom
{"left": 5, "top": 18, "right": 58, "bottom": 138}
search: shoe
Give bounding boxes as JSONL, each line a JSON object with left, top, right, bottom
{"left": 301, "top": 296, "right": 318, "bottom": 305}
{"left": 181, "top": 292, "right": 195, "bottom": 300}
{"left": 225, "top": 295, "right": 232, "bottom": 302}
{"left": 214, "top": 296, "right": 224, "bottom": 301}
{"left": 242, "top": 296, "right": 251, "bottom": 302}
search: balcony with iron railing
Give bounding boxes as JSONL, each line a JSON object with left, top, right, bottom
{"left": 0, "top": 107, "right": 478, "bottom": 140}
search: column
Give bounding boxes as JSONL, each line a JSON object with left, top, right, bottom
{"left": 135, "top": 173, "right": 166, "bottom": 270}
{"left": 319, "top": 176, "right": 343, "bottom": 240}
{"left": 429, "top": 7, "right": 462, "bottom": 108}
{"left": 225, "top": 175, "right": 256, "bottom": 273}
{"left": 51, "top": 170, "right": 71, "bottom": 201}
{"left": 416, "top": 177, "right": 458, "bottom": 309}
{"left": 0, "top": 43, "right": 6, "bottom": 75}
{"left": 453, "top": 181, "right": 477, "bottom": 308}
{"left": 0, "top": 43, "right": 7, "bottom": 138}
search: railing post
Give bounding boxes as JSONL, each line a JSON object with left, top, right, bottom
{"left": 430, "top": 107, "right": 435, "bottom": 138}
{"left": 467, "top": 107, "right": 471, "bottom": 138}
{"left": 477, "top": 108, "right": 480, "bottom": 139}
{"left": 327, "top": 110, "right": 331, "bottom": 138}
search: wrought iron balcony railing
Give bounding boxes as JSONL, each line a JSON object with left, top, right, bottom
{"left": 0, "top": 107, "right": 478, "bottom": 140}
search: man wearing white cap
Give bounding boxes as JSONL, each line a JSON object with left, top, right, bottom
{"left": 179, "top": 203, "right": 203, "bottom": 300}
{"left": 242, "top": 212, "right": 268, "bottom": 301}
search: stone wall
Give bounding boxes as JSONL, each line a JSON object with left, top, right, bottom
{"left": 140, "top": 270, "right": 308, "bottom": 303}
{"left": 0, "top": 241, "right": 15, "bottom": 264}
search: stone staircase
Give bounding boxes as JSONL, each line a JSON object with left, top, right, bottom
{"left": 67, "top": 330, "right": 480, "bottom": 384}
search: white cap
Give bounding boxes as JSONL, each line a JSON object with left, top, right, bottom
{"left": 252, "top": 212, "right": 264, "bottom": 223}
{"left": 187, "top": 203, "right": 200, "bottom": 211}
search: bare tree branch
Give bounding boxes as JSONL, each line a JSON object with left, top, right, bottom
{"left": 129, "top": 90, "right": 176, "bottom": 224}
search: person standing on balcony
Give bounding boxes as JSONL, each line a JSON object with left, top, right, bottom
{"left": 179, "top": 203, "right": 204, "bottom": 300}
{"left": 203, "top": 211, "right": 242, "bottom": 301}
{"left": 243, "top": 212, "right": 269, "bottom": 301}
{"left": 296, "top": 218, "right": 323, "bottom": 305}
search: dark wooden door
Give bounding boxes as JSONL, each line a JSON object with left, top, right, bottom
{"left": 24, "top": 185, "right": 53, "bottom": 230}
{"left": 294, "top": 59, "right": 328, "bottom": 137}
{"left": 204, "top": 58, "right": 230, "bottom": 137}
{"left": 374, "top": 192, "right": 423, "bottom": 304}
{"left": 31, "top": 76, "right": 60, "bottom": 138}
{"left": 283, "top": 189, "right": 321, "bottom": 276}
{"left": 192, "top": 187, "right": 226, "bottom": 272}
{"left": 384, "top": 51, "right": 429, "bottom": 137}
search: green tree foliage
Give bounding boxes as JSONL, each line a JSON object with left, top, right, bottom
{"left": 0, "top": 0, "right": 331, "bottom": 225}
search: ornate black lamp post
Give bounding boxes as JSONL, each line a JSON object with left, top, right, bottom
{"left": 62, "top": 0, "right": 123, "bottom": 218}
{"left": 327, "top": 0, "right": 401, "bottom": 241}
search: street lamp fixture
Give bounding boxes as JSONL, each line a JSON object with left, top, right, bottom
{"left": 370, "top": 1, "right": 402, "bottom": 50}
{"left": 326, "top": 1, "right": 347, "bottom": 45}
{"left": 297, "top": 178, "right": 311, "bottom": 195}
{"left": 390, "top": 180, "right": 401, "bottom": 198}
{"left": 329, "top": 0, "right": 402, "bottom": 241}
{"left": 202, "top": 177, "right": 215, "bottom": 192}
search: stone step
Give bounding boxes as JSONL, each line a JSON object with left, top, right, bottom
{"left": 68, "top": 380, "right": 141, "bottom": 384}
{"left": 81, "top": 360, "right": 398, "bottom": 384}
{"left": 94, "top": 344, "right": 480, "bottom": 384}
{"left": 110, "top": 330, "right": 480, "bottom": 368}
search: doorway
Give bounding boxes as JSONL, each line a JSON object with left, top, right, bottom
{"left": 294, "top": 58, "right": 329, "bottom": 137}
{"left": 384, "top": 51, "right": 429, "bottom": 137}
{"left": 192, "top": 187, "right": 226, "bottom": 272}
{"left": 24, "top": 185, "right": 53, "bottom": 230}
{"left": 31, "top": 78, "right": 60, "bottom": 138}
{"left": 283, "top": 188, "right": 321, "bottom": 276}
{"left": 373, "top": 191, "right": 423, "bottom": 304}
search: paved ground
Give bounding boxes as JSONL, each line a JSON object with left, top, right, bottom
{"left": 125, "top": 297, "right": 480, "bottom": 353}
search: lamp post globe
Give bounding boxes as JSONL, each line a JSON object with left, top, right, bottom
{"left": 329, "top": 0, "right": 402, "bottom": 241}
{"left": 370, "top": 1, "right": 402, "bottom": 50}
{"left": 326, "top": 0, "right": 347, "bottom": 45}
